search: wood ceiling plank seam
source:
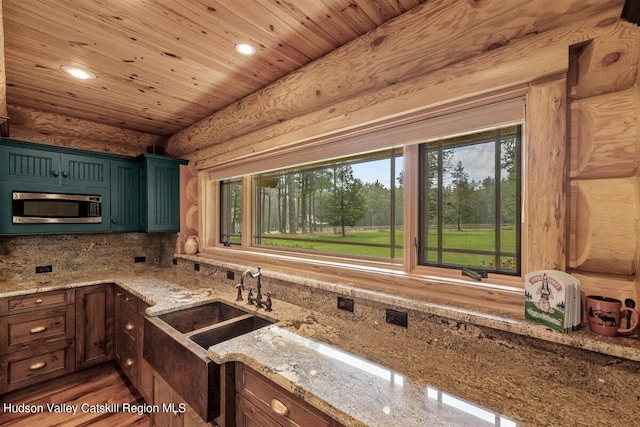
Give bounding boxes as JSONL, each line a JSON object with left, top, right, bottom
{"left": 207, "top": 0, "right": 320, "bottom": 66}
{"left": 7, "top": 46, "right": 258, "bottom": 104}
{"left": 318, "top": 0, "right": 381, "bottom": 34}
{"left": 288, "top": 0, "right": 364, "bottom": 45}
{"left": 256, "top": 0, "right": 348, "bottom": 52}
{"left": 5, "top": 0, "right": 281, "bottom": 89}
{"left": 5, "top": 65, "right": 222, "bottom": 118}
{"left": 148, "top": 0, "right": 304, "bottom": 75}
{"left": 156, "top": 0, "right": 304, "bottom": 76}
{"left": 260, "top": 0, "right": 351, "bottom": 48}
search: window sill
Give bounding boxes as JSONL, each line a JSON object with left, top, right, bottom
{"left": 175, "top": 250, "right": 640, "bottom": 363}
{"left": 192, "top": 245, "right": 524, "bottom": 315}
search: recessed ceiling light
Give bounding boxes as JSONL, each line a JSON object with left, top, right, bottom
{"left": 235, "top": 43, "right": 256, "bottom": 56}
{"left": 60, "top": 65, "right": 97, "bottom": 80}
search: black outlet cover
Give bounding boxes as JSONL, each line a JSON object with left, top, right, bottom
{"left": 386, "top": 309, "right": 408, "bottom": 328}
{"left": 134, "top": 256, "right": 146, "bottom": 263}
{"left": 337, "top": 296, "right": 354, "bottom": 312}
{"left": 227, "top": 270, "right": 235, "bottom": 280}
{"left": 173, "top": 258, "right": 178, "bottom": 265}
{"left": 35, "top": 265, "right": 53, "bottom": 274}
{"left": 194, "top": 263, "right": 200, "bottom": 271}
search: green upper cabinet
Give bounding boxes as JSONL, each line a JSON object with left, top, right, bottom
{"left": 139, "top": 154, "right": 187, "bottom": 232}
{"left": 0, "top": 144, "right": 110, "bottom": 188}
{"left": 61, "top": 153, "right": 110, "bottom": 188}
{"left": 0, "top": 144, "right": 61, "bottom": 185}
{"left": 110, "top": 159, "right": 140, "bottom": 232}
{"left": 0, "top": 139, "right": 187, "bottom": 235}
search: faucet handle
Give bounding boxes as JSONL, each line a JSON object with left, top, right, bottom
{"left": 247, "top": 287, "right": 255, "bottom": 305}
{"left": 235, "top": 283, "right": 244, "bottom": 301}
{"left": 265, "top": 292, "right": 273, "bottom": 312}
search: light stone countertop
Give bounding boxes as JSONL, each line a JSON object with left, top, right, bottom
{"left": 207, "top": 325, "right": 520, "bottom": 427}
{"left": 1, "top": 265, "right": 639, "bottom": 426}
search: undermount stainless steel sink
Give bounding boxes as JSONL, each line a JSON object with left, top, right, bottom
{"left": 189, "top": 314, "right": 272, "bottom": 349}
{"left": 158, "top": 301, "right": 248, "bottom": 333}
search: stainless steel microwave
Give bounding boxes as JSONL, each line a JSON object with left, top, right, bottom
{"left": 12, "top": 192, "right": 102, "bottom": 224}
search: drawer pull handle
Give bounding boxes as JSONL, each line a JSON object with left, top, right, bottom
{"left": 270, "top": 398, "right": 289, "bottom": 416}
{"left": 30, "top": 362, "right": 46, "bottom": 371}
{"left": 30, "top": 326, "right": 47, "bottom": 334}
{"left": 125, "top": 358, "right": 135, "bottom": 367}
{"left": 125, "top": 323, "right": 135, "bottom": 331}
{"left": 35, "top": 299, "right": 43, "bottom": 304}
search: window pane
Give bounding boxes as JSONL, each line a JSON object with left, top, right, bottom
{"left": 419, "top": 126, "right": 521, "bottom": 274}
{"left": 254, "top": 150, "right": 403, "bottom": 259}
{"left": 220, "top": 179, "right": 242, "bottom": 245}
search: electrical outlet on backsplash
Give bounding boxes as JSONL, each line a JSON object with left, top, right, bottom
{"left": 0, "top": 233, "right": 176, "bottom": 281}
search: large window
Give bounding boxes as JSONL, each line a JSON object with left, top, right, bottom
{"left": 253, "top": 149, "right": 403, "bottom": 259}
{"left": 418, "top": 125, "right": 521, "bottom": 274}
{"left": 220, "top": 179, "right": 242, "bottom": 245}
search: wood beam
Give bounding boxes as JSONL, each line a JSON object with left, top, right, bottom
{"left": 571, "top": 19, "right": 639, "bottom": 98}
{"left": 569, "top": 178, "right": 639, "bottom": 275}
{"left": 7, "top": 105, "right": 167, "bottom": 157}
{"left": 525, "top": 78, "right": 567, "bottom": 272}
{"left": 569, "top": 88, "right": 640, "bottom": 179}
{"left": 167, "top": 0, "right": 625, "bottom": 157}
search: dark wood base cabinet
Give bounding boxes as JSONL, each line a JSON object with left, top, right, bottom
{"left": 76, "top": 284, "right": 114, "bottom": 369}
{"left": 235, "top": 363, "right": 344, "bottom": 427}
{"left": 0, "top": 289, "right": 75, "bottom": 393}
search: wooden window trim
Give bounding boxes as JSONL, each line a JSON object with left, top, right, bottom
{"left": 201, "top": 78, "right": 567, "bottom": 308}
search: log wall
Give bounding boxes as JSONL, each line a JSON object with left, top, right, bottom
{"left": 567, "top": 23, "right": 640, "bottom": 308}
{"left": 6, "top": 105, "right": 166, "bottom": 157}
{"left": 170, "top": 1, "right": 640, "bottom": 311}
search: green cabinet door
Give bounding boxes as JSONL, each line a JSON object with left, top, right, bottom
{"left": 139, "top": 154, "right": 187, "bottom": 232}
{"left": 110, "top": 159, "right": 140, "bottom": 232}
{"left": 0, "top": 145, "right": 61, "bottom": 185}
{"left": 0, "top": 145, "right": 110, "bottom": 188}
{"left": 61, "top": 153, "right": 110, "bottom": 188}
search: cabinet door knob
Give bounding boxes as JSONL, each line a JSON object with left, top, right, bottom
{"left": 125, "top": 323, "right": 135, "bottom": 331}
{"left": 35, "top": 299, "right": 43, "bottom": 304}
{"left": 125, "top": 358, "right": 135, "bottom": 367}
{"left": 52, "top": 171, "right": 59, "bottom": 177}
{"left": 62, "top": 171, "right": 69, "bottom": 178}
{"left": 30, "top": 362, "right": 47, "bottom": 371}
{"left": 30, "top": 325, "right": 47, "bottom": 334}
{"left": 270, "top": 398, "right": 290, "bottom": 416}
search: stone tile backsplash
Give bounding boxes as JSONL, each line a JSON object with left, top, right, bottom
{"left": 0, "top": 233, "right": 175, "bottom": 282}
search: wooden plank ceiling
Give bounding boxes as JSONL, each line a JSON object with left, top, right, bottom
{"left": 3, "top": 0, "right": 422, "bottom": 137}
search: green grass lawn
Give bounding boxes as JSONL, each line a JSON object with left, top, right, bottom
{"left": 257, "top": 227, "right": 517, "bottom": 268}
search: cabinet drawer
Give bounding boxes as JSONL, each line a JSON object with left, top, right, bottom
{"left": 0, "top": 339, "right": 75, "bottom": 393}
{"left": 0, "top": 289, "right": 74, "bottom": 316}
{"left": 0, "top": 306, "right": 75, "bottom": 354}
{"left": 237, "top": 393, "right": 281, "bottom": 427}
{"left": 116, "top": 288, "right": 138, "bottom": 312}
{"left": 236, "top": 364, "right": 334, "bottom": 427}
{"left": 120, "top": 303, "right": 142, "bottom": 343}
{"left": 119, "top": 332, "right": 139, "bottom": 385}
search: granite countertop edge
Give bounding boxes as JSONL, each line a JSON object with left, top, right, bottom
{"left": 176, "top": 255, "right": 640, "bottom": 363}
{"left": 2, "top": 266, "right": 639, "bottom": 362}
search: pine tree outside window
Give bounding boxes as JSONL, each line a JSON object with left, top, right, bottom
{"left": 418, "top": 125, "right": 522, "bottom": 274}
{"left": 253, "top": 149, "right": 403, "bottom": 259}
